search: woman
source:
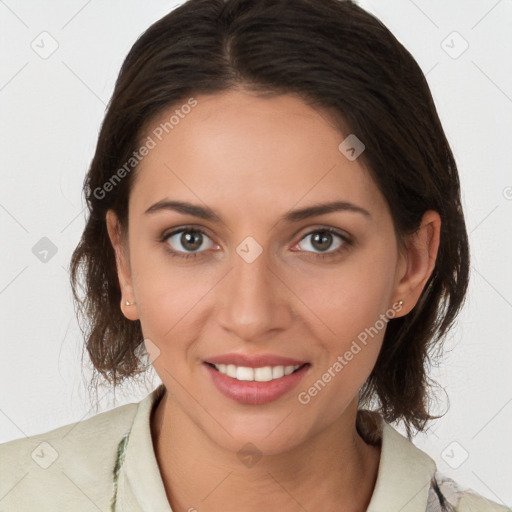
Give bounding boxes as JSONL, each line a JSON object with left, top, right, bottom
{"left": 0, "top": 0, "right": 508, "bottom": 510}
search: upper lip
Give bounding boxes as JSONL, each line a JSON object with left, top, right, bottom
{"left": 204, "top": 353, "right": 309, "bottom": 368}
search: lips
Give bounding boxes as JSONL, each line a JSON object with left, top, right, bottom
{"left": 207, "top": 362, "right": 304, "bottom": 382}
{"left": 203, "top": 353, "right": 311, "bottom": 405}
{"left": 205, "top": 353, "right": 308, "bottom": 368}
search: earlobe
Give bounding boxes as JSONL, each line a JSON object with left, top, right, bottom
{"left": 106, "top": 210, "right": 139, "bottom": 321}
{"left": 392, "top": 210, "right": 441, "bottom": 316}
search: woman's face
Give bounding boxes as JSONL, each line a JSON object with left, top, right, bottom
{"left": 109, "top": 90, "right": 414, "bottom": 454}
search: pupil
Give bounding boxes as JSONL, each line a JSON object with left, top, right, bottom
{"left": 312, "top": 231, "right": 332, "bottom": 251}
{"left": 182, "top": 231, "right": 202, "bottom": 251}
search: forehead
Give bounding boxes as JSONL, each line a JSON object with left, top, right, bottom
{"left": 130, "top": 90, "right": 388, "bottom": 220}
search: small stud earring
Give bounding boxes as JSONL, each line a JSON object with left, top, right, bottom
{"left": 398, "top": 300, "right": 404, "bottom": 307}
{"left": 125, "top": 300, "right": 136, "bottom": 306}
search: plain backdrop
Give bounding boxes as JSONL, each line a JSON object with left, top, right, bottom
{"left": 1, "top": 0, "right": 511, "bottom": 506}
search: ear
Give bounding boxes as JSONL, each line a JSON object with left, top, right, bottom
{"left": 391, "top": 210, "right": 441, "bottom": 317}
{"left": 106, "top": 209, "right": 139, "bottom": 321}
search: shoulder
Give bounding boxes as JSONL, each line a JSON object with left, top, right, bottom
{"left": 428, "top": 471, "right": 511, "bottom": 511}
{"left": 0, "top": 400, "right": 139, "bottom": 511}
{"left": 357, "top": 410, "right": 510, "bottom": 511}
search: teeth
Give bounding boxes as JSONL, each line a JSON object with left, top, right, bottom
{"left": 272, "top": 366, "right": 285, "bottom": 379}
{"left": 236, "top": 366, "right": 254, "bottom": 381}
{"left": 254, "top": 366, "right": 273, "bottom": 382}
{"left": 212, "top": 364, "right": 302, "bottom": 381}
{"left": 284, "top": 365, "right": 296, "bottom": 376}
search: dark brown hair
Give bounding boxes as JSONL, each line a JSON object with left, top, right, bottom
{"left": 70, "top": 0, "right": 469, "bottom": 438}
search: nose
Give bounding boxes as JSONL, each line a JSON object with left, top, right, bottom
{"left": 216, "top": 247, "right": 294, "bottom": 342}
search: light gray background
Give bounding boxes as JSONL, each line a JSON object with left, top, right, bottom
{"left": 1, "top": 0, "right": 511, "bottom": 506}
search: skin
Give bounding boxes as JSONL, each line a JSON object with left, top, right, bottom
{"left": 106, "top": 89, "right": 441, "bottom": 511}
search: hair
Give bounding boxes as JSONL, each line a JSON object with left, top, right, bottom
{"left": 70, "top": 0, "right": 469, "bottom": 438}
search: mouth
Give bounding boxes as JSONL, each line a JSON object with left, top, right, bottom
{"left": 205, "top": 362, "right": 309, "bottom": 382}
{"left": 202, "top": 356, "right": 311, "bottom": 405}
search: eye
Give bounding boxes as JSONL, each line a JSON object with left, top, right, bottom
{"left": 160, "top": 226, "right": 352, "bottom": 261}
{"left": 295, "top": 228, "right": 351, "bottom": 259}
{"left": 162, "top": 227, "right": 217, "bottom": 259}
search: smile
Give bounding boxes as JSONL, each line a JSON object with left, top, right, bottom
{"left": 203, "top": 358, "right": 311, "bottom": 405}
{"left": 207, "top": 363, "right": 304, "bottom": 382}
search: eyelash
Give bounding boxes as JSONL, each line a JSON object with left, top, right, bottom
{"left": 160, "top": 226, "right": 352, "bottom": 261}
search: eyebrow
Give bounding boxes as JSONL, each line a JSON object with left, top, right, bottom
{"left": 144, "top": 199, "right": 371, "bottom": 222}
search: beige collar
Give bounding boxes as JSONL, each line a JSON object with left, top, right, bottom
{"left": 114, "top": 385, "right": 436, "bottom": 511}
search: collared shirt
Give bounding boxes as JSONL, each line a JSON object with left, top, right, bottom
{"left": 0, "top": 384, "right": 508, "bottom": 511}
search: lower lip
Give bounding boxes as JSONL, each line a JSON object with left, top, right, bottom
{"left": 204, "top": 363, "right": 310, "bottom": 405}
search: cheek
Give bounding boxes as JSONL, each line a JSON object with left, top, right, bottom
{"left": 128, "top": 245, "right": 210, "bottom": 361}
{"left": 294, "top": 282, "right": 389, "bottom": 419}
{"left": 291, "top": 242, "right": 397, "bottom": 347}
{"left": 290, "top": 243, "right": 396, "bottom": 399}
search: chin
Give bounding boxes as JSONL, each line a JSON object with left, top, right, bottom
{"left": 198, "top": 401, "right": 320, "bottom": 457}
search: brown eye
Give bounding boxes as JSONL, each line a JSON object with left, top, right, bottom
{"left": 298, "top": 228, "right": 352, "bottom": 259}
{"left": 298, "top": 229, "right": 346, "bottom": 254}
{"left": 179, "top": 231, "right": 203, "bottom": 251}
{"left": 163, "top": 228, "right": 215, "bottom": 257}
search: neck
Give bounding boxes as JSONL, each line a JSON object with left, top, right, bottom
{"left": 150, "top": 390, "right": 381, "bottom": 512}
